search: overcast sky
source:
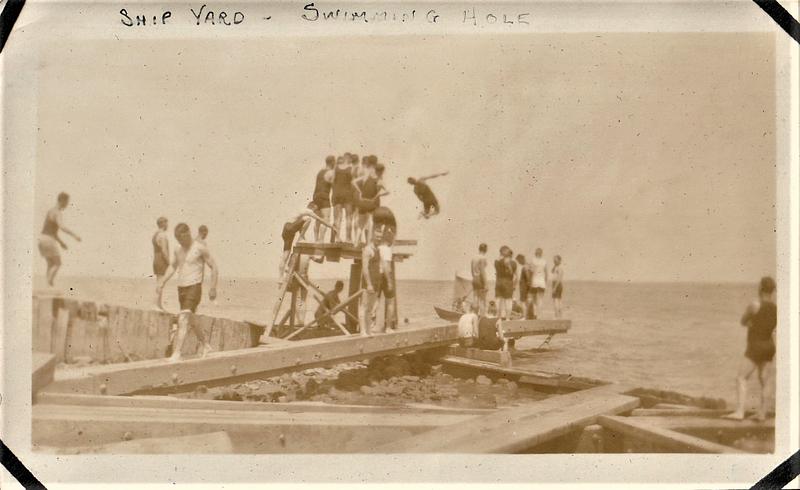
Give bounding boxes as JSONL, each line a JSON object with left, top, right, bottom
{"left": 34, "top": 33, "right": 776, "bottom": 282}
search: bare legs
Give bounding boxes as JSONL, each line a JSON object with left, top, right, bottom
{"left": 498, "top": 298, "right": 512, "bottom": 320}
{"left": 278, "top": 250, "right": 291, "bottom": 287}
{"left": 314, "top": 207, "right": 331, "bottom": 242}
{"left": 333, "top": 204, "right": 352, "bottom": 243}
{"left": 168, "top": 311, "right": 212, "bottom": 362}
{"left": 727, "top": 357, "right": 770, "bottom": 421}
{"left": 46, "top": 258, "right": 61, "bottom": 287}
{"left": 474, "top": 290, "right": 486, "bottom": 316}
{"left": 354, "top": 212, "right": 373, "bottom": 246}
{"left": 553, "top": 297, "right": 562, "bottom": 318}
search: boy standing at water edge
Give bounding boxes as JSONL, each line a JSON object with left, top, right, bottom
{"left": 726, "top": 276, "right": 777, "bottom": 421}
{"left": 152, "top": 217, "right": 169, "bottom": 284}
{"left": 529, "top": 248, "right": 548, "bottom": 319}
{"left": 471, "top": 243, "right": 488, "bottom": 315}
{"left": 38, "top": 192, "right": 82, "bottom": 287}
{"left": 157, "top": 223, "right": 219, "bottom": 362}
{"left": 551, "top": 255, "right": 564, "bottom": 318}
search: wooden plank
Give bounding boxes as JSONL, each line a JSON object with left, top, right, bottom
{"left": 32, "top": 352, "right": 57, "bottom": 398}
{"left": 439, "top": 355, "right": 603, "bottom": 391}
{"left": 497, "top": 319, "right": 570, "bottom": 338}
{"left": 597, "top": 415, "right": 745, "bottom": 454}
{"left": 35, "top": 297, "right": 55, "bottom": 353}
{"left": 51, "top": 307, "right": 71, "bottom": 363}
{"left": 36, "top": 392, "right": 493, "bottom": 416}
{"left": 43, "top": 324, "right": 460, "bottom": 396}
{"left": 630, "top": 408, "right": 732, "bottom": 418}
{"left": 37, "top": 431, "right": 235, "bottom": 455}
{"left": 630, "top": 415, "right": 775, "bottom": 432}
{"left": 32, "top": 403, "right": 473, "bottom": 453}
{"left": 447, "top": 346, "right": 511, "bottom": 366}
{"left": 375, "top": 385, "right": 640, "bottom": 453}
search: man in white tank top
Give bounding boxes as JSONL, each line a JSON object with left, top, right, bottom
{"left": 157, "top": 222, "right": 219, "bottom": 362}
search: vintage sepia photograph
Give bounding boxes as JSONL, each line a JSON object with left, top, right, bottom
{"left": 1, "top": 0, "right": 798, "bottom": 486}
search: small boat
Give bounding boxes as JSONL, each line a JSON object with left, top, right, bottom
{"left": 434, "top": 305, "right": 462, "bottom": 322}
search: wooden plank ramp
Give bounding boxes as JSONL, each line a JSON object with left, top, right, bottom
{"left": 597, "top": 415, "right": 746, "bottom": 454}
{"left": 36, "top": 392, "right": 493, "bottom": 416}
{"left": 33, "top": 403, "right": 474, "bottom": 453}
{"left": 439, "top": 355, "right": 603, "bottom": 391}
{"left": 43, "top": 324, "right": 458, "bottom": 396}
{"left": 36, "top": 431, "right": 235, "bottom": 454}
{"left": 374, "top": 385, "right": 639, "bottom": 453}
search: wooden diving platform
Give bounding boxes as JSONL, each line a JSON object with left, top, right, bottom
{"left": 292, "top": 241, "right": 415, "bottom": 262}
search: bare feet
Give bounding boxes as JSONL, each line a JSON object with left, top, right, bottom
{"left": 200, "top": 343, "right": 213, "bottom": 358}
{"left": 167, "top": 354, "right": 182, "bottom": 363}
{"left": 722, "top": 411, "right": 745, "bottom": 420}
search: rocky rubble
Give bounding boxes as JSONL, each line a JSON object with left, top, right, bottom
{"left": 180, "top": 352, "right": 539, "bottom": 409}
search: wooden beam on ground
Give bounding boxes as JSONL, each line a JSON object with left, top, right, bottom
{"left": 630, "top": 408, "right": 733, "bottom": 417}
{"left": 37, "top": 431, "right": 235, "bottom": 454}
{"left": 447, "top": 346, "right": 511, "bottom": 367}
{"left": 629, "top": 415, "right": 775, "bottom": 432}
{"left": 32, "top": 352, "right": 57, "bottom": 400}
{"left": 597, "top": 415, "right": 745, "bottom": 454}
{"left": 36, "top": 392, "right": 493, "bottom": 416}
{"left": 439, "top": 355, "right": 603, "bottom": 391}
{"left": 43, "top": 324, "right": 459, "bottom": 396}
{"left": 374, "top": 385, "right": 639, "bottom": 453}
{"left": 498, "top": 319, "right": 571, "bottom": 338}
{"left": 33, "top": 403, "right": 474, "bottom": 453}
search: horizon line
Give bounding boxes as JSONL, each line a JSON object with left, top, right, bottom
{"left": 42, "top": 273, "right": 758, "bottom": 286}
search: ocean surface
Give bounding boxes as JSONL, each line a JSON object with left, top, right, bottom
{"left": 39, "top": 275, "right": 773, "bottom": 406}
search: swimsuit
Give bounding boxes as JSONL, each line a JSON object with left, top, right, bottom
{"left": 745, "top": 301, "right": 776, "bottom": 364}
{"left": 176, "top": 242, "right": 207, "bottom": 313}
{"left": 356, "top": 176, "right": 379, "bottom": 214}
{"left": 519, "top": 266, "right": 531, "bottom": 302}
{"left": 494, "top": 259, "right": 515, "bottom": 299}
{"left": 38, "top": 211, "right": 61, "bottom": 263}
{"left": 414, "top": 182, "right": 439, "bottom": 214}
{"left": 312, "top": 168, "right": 333, "bottom": 209}
{"left": 552, "top": 283, "right": 563, "bottom": 299}
{"left": 152, "top": 232, "right": 169, "bottom": 276}
{"left": 331, "top": 166, "right": 352, "bottom": 206}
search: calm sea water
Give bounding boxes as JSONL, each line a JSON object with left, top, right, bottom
{"left": 42, "top": 275, "right": 771, "bottom": 405}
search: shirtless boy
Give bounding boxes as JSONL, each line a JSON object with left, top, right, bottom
{"left": 38, "top": 192, "right": 81, "bottom": 287}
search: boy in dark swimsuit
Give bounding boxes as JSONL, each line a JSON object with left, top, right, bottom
{"left": 407, "top": 171, "right": 448, "bottom": 219}
{"left": 331, "top": 156, "right": 353, "bottom": 243}
{"left": 726, "top": 276, "right": 777, "bottom": 421}
{"left": 353, "top": 156, "right": 389, "bottom": 245}
{"left": 312, "top": 156, "right": 335, "bottom": 242}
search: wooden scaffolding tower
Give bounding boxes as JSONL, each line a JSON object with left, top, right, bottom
{"left": 268, "top": 240, "right": 416, "bottom": 340}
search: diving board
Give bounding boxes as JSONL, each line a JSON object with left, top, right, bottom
{"left": 42, "top": 324, "right": 459, "bottom": 396}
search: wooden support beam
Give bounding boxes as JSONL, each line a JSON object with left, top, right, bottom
{"left": 597, "top": 415, "right": 746, "bottom": 454}
{"left": 33, "top": 352, "right": 57, "bottom": 401}
{"left": 37, "top": 431, "right": 235, "bottom": 454}
{"left": 33, "top": 403, "right": 473, "bottom": 453}
{"left": 447, "top": 347, "right": 511, "bottom": 367}
{"left": 35, "top": 392, "right": 493, "bottom": 416}
{"left": 270, "top": 253, "right": 299, "bottom": 334}
{"left": 438, "top": 355, "right": 603, "bottom": 391}
{"left": 374, "top": 385, "right": 639, "bottom": 453}
{"left": 497, "top": 319, "right": 571, "bottom": 338}
{"left": 630, "top": 408, "right": 733, "bottom": 418}
{"left": 43, "top": 324, "right": 459, "bottom": 396}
